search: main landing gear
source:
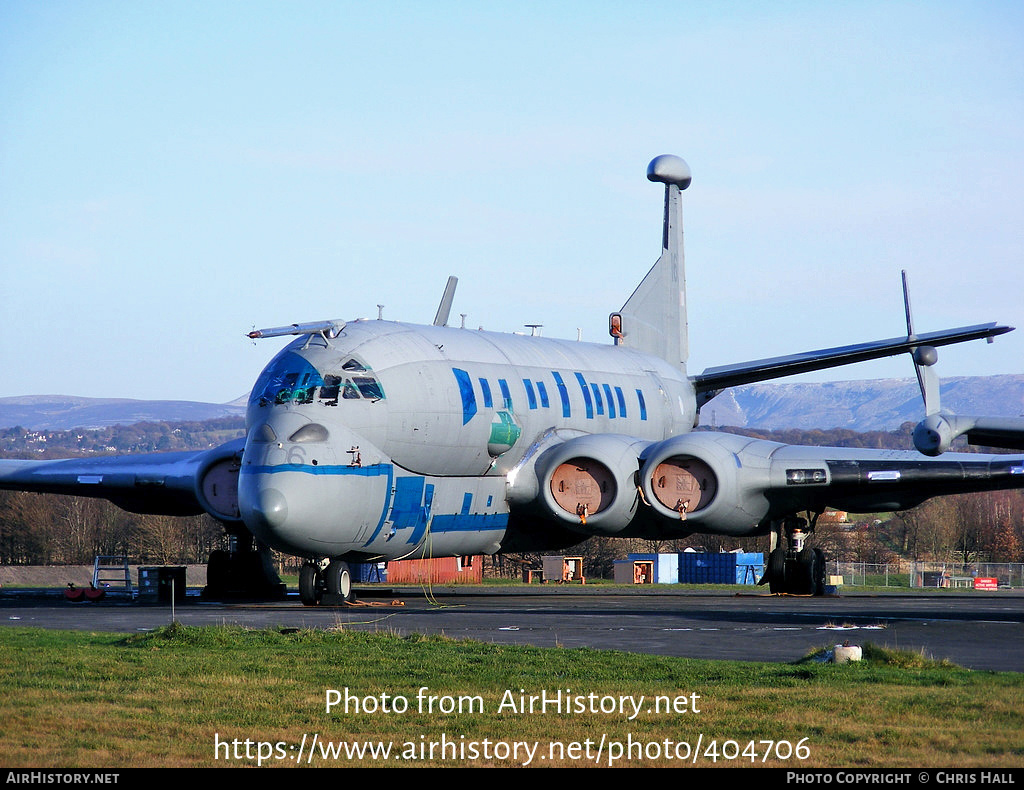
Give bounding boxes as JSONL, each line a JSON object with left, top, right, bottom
{"left": 203, "top": 531, "right": 287, "bottom": 600}
{"left": 299, "top": 559, "right": 356, "bottom": 606}
{"left": 758, "top": 515, "right": 826, "bottom": 596}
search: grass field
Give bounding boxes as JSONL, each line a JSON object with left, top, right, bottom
{"left": 1, "top": 624, "right": 1022, "bottom": 768}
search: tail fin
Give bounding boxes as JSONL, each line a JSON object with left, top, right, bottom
{"left": 611, "top": 155, "right": 692, "bottom": 372}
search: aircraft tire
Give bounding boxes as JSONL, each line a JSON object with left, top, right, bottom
{"left": 206, "top": 549, "right": 231, "bottom": 593}
{"left": 766, "top": 548, "right": 787, "bottom": 594}
{"left": 795, "top": 548, "right": 820, "bottom": 596}
{"left": 813, "top": 548, "right": 827, "bottom": 596}
{"left": 299, "top": 564, "right": 323, "bottom": 606}
{"left": 326, "top": 560, "right": 354, "bottom": 603}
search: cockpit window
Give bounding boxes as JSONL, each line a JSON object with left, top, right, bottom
{"left": 251, "top": 353, "right": 326, "bottom": 408}
{"left": 342, "top": 380, "right": 361, "bottom": 399}
{"left": 353, "top": 377, "right": 385, "bottom": 400}
{"left": 249, "top": 352, "right": 385, "bottom": 408}
{"left": 319, "top": 375, "right": 341, "bottom": 404}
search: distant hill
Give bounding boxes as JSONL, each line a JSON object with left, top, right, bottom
{"left": 0, "top": 395, "right": 248, "bottom": 431}
{"left": 2, "top": 375, "right": 1022, "bottom": 432}
{"left": 697, "top": 374, "right": 1024, "bottom": 432}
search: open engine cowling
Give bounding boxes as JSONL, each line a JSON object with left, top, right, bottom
{"left": 640, "top": 432, "right": 778, "bottom": 535}
{"left": 533, "top": 434, "right": 650, "bottom": 535}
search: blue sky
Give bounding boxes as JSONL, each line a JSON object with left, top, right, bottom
{"left": 1, "top": 1, "right": 1021, "bottom": 404}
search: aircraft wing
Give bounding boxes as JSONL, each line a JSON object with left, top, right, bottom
{"left": 692, "top": 323, "right": 1011, "bottom": 396}
{"left": 521, "top": 429, "right": 1024, "bottom": 539}
{"left": 0, "top": 438, "right": 244, "bottom": 520}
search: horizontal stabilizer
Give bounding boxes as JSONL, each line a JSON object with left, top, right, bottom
{"left": 694, "top": 323, "right": 1013, "bottom": 395}
{"left": 967, "top": 417, "right": 1024, "bottom": 452}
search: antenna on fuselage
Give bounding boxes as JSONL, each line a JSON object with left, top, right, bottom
{"left": 433, "top": 275, "right": 459, "bottom": 327}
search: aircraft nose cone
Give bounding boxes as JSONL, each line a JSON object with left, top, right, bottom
{"left": 253, "top": 487, "right": 288, "bottom": 529}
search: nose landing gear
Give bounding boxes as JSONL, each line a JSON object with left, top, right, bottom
{"left": 299, "top": 559, "right": 356, "bottom": 605}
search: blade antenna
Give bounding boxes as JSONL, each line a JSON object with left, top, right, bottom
{"left": 433, "top": 276, "right": 459, "bottom": 327}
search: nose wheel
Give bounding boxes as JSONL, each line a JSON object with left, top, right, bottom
{"left": 299, "top": 560, "right": 356, "bottom": 605}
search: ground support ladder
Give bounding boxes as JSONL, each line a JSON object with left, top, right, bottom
{"left": 93, "top": 556, "right": 134, "bottom": 598}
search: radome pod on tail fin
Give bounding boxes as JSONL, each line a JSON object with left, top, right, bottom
{"left": 610, "top": 155, "right": 692, "bottom": 374}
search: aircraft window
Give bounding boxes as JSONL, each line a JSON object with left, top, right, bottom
{"left": 319, "top": 375, "right": 341, "bottom": 405}
{"left": 274, "top": 372, "right": 300, "bottom": 404}
{"left": 342, "top": 380, "right": 361, "bottom": 399}
{"left": 342, "top": 359, "right": 368, "bottom": 372}
{"left": 250, "top": 351, "right": 326, "bottom": 409}
{"left": 353, "top": 376, "right": 385, "bottom": 400}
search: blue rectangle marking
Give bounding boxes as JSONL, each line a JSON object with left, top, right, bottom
{"left": 575, "top": 372, "right": 594, "bottom": 419}
{"left": 602, "top": 383, "right": 616, "bottom": 418}
{"left": 452, "top": 368, "right": 477, "bottom": 425}
{"left": 523, "top": 379, "right": 537, "bottom": 409}
{"left": 536, "top": 381, "right": 549, "bottom": 408}
{"left": 498, "top": 379, "right": 512, "bottom": 409}
{"left": 552, "top": 372, "right": 571, "bottom": 418}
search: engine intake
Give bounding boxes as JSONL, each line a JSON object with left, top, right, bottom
{"left": 534, "top": 434, "right": 650, "bottom": 535}
{"left": 195, "top": 441, "right": 244, "bottom": 522}
{"left": 640, "top": 433, "right": 777, "bottom": 535}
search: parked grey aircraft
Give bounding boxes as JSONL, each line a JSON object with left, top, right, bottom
{"left": 3, "top": 155, "right": 1023, "bottom": 601}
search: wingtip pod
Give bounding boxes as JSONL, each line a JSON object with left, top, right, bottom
{"left": 647, "top": 155, "right": 692, "bottom": 190}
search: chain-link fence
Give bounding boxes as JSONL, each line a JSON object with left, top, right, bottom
{"left": 907, "top": 561, "right": 1024, "bottom": 589}
{"left": 827, "top": 561, "right": 1024, "bottom": 589}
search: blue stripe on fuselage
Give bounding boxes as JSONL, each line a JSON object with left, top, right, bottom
{"left": 241, "top": 463, "right": 392, "bottom": 477}
{"left": 430, "top": 513, "right": 509, "bottom": 532}
{"left": 240, "top": 463, "right": 395, "bottom": 547}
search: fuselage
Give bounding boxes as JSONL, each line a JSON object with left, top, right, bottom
{"left": 237, "top": 319, "right": 696, "bottom": 560}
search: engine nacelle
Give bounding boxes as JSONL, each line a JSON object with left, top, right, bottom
{"left": 533, "top": 434, "right": 650, "bottom": 535}
{"left": 640, "top": 432, "right": 777, "bottom": 535}
{"left": 194, "top": 440, "right": 244, "bottom": 522}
